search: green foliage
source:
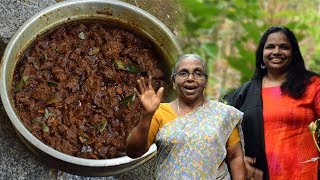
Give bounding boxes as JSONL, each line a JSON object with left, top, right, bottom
{"left": 227, "top": 40, "right": 255, "bottom": 82}
{"left": 178, "top": 0, "right": 320, "bottom": 98}
{"left": 179, "top": 0, "right": 221, "bottom": 37}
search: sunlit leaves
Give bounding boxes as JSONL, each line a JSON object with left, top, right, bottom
{"left": 178, "top": 0, "right": 320, "bottom": 98}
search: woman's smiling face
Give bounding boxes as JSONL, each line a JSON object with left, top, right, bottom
{"left": 173, "top": 57, "right": 207, "bottom": 102}
{"left": 263, "top": 31, "right": 292, "bottom": 74}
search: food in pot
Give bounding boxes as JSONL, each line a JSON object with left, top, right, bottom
{"left": 11, "top": 21, "right": 168, "bottom": 159}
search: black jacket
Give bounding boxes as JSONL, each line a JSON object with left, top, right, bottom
{"left": 223, "top": 79, "right": 269, "bottom": 180}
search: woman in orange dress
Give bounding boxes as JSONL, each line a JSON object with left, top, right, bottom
{"left": 223, "top": 26, "right": 320, "bottom": 179}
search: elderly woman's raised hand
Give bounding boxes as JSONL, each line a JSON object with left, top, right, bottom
{"left": 136, "top": 76, "right": 164, "bottom": 115}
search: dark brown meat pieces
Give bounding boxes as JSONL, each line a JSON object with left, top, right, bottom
{"left": 11, "top": 21, "right": 168, "bottom": 159}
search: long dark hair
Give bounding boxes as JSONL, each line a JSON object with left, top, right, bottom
{"left": 253, "top": 26, "right": 318, "bottom": 99}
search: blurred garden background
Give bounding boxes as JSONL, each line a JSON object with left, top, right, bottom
{"left": 174, "top": 0, "right": 320, "bottom": 100}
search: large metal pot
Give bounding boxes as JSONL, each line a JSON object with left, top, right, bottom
{"left": 0, "top": 0, "right": 181, "bottom": 176}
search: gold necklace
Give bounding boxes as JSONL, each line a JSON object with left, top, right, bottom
{"left": 177, "top": 98, "right": 205, "bottom": 116}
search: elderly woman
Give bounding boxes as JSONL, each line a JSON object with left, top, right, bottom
{"left": 126, "top": 54, "right": 246, "bottom": 179}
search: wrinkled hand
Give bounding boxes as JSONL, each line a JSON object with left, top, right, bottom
{"left": 244, "top": 156, "right": 263, "bottom": 180}
{"left": 136, "top": 76, "right": 164, "bottom": 115}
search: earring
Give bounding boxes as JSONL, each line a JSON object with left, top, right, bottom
{"left": 261, "top": 63, "right": 266, "bottom": 69}
{"left": 173, "top": 85, "right": 176, "bottom": 90}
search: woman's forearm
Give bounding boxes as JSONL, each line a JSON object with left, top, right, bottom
{"left": 125, "top": 113, "right": 153, "bottom": 158}
{"left": 229, "top": 155, "right": 246, "bottom": 179}
{"left": 226, "top": 142, "right": 246, "bottom": 180}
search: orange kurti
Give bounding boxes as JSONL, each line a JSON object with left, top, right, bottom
{"left": 262, "top": 76, "right": 320, "bottom": 180}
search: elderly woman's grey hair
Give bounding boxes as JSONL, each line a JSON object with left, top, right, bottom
{"left": 171, "top": 54, "right": 208, "bottom": 81}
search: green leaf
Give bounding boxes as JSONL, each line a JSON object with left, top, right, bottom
{"left": 78, "top": 32, "right": 86, "bottom": 40}
{"left": 33, "top": 59, "right": 40, "bottom": 70}
{"left": 202, "top": 42, "right": 218, "bottom": 58}
{"left": 79, "top": 135, "right": 89, "bottom": 143}
{"left": 44, "top": 108, "right": 53, "bottom": 119}
{"left": 119, "top": 94, "right": 135, "bottom": 108}
{"left": 42, "top": 123, "right": 49, "bottom": 133}
{"left": 32, "top": 116, "right": 49, "bottom": 133}
{"left": 44, "top": 53, "right": 48, "bottom": 61}
{"left": 15, "top": 75, "right": 29, "bottom": 91}
{"left": 96, "top": 118, "right": 108, "bottom": 132}
{"left": 114, "top": 59, "right": 142, "bottom": 74}
{"left": 88, "top": 47, "right": 100, "bottom": 55}
{"left": 46, "top": 96, "right": 62, "bottom": 105}
{"left": 33, "top": 116, "right": 43, "bottom": 123}
{"left": 46, "top": 81, "right": 58, "bottom": 87}
{"left": 114, "top": 59, "right": 126, "bottom": 70}
{"left": 125, "top": 63, "right": 142, "bottom": 74}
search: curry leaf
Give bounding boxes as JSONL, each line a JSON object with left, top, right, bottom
{"left": 114, "top": 59, "right": 126, "bottom": 70}
{"left": 33, "top": 59, "right": 40, "bottom": 70}
{"left": 119, "top": 94, "right": 135, "bottom": 108}
{"left": 44, "top": 108, "right": 53, "bottom": 119}
{"left": 46, "top": 96, "right": 62, "bottom": 105}
{"left": 32, "top": 116, "right": 49, "bottom": 133}
{"left": 125, "top": 63, "right": 142, "bottom": 74}
{"left": 33, "top": 116, "right": 43, "bottom": 123}
{"left": 79, "top": 135, "right": 89, "bottom": 143}
{"left": 96, "top": 118, "right": 108, "bottom": 132}
{"left": 46, "top": 81, "right": 58, "bottom": 87}
{"left": 78, "top": 32, "right": 86, "bottom": 40}
{"left": 42, "top": 122, "right": 49, "bottom": 133}
{"left": 114, "top": 59, "right": 142, "bottom": 74}
{"left": 88, "top": 47, "right": 100, "bottom": 55}
{"left": 44, "top": 53, "right": 48, "bottom": 61}
{"left": 15, "top": 75, "right": 29, "bottom": 91}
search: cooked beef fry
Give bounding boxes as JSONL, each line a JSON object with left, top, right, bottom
{"left": 12, "top": 21, "right": 167, "bottom": 159}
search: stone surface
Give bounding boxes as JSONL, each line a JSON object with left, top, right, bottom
{"left": 0, "top": 0, "right": 181, "bottom": 179}
{"left": 0, "top": 106, "right": 56, "bottom": 179}
{"left": 0, "top": 0, "right": 57, "bottom": 43}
